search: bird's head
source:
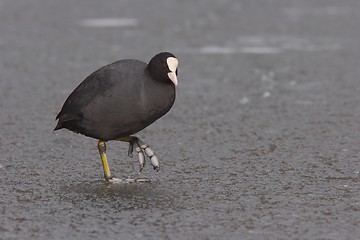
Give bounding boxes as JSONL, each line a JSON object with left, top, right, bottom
{"left": 148, "top": 52, "right": 179, "bottom": 86}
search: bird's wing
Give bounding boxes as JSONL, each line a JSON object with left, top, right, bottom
{"left": 56, "top": 62, "right": 123, "bottom": 123}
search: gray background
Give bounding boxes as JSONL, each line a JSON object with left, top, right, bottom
{"left": 0, "top": 0, "right": 359, "bottom": 239}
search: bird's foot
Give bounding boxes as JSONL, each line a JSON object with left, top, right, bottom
{"left": 108, "top": 177, "right": 150, "bottom": 184}
{"left": 108, "top": 177, "right": 124, "bottom": 183}
{"left": 122, "top": 136, "right": 160, "bottom": 172}
{"left": 135, "top": 139, "right": 160, "bottom": 171}
{"left": 135, "top": 177, "right": 151, "bottom": 183}
{"left": 104, "top": 174, "right": 113, "bottom": 181}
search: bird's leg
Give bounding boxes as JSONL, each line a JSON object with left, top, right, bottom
{"left": 117, "top": 136, "right": 137, "bottom": 157}
{"left": 128, "top": 139, "right": 134, "bottom": 157}
{"left": 135, "top": 138, "right": 160, "bottom": 171}
{"left": 97, "top": 140, "right": 112, "bottom": 181}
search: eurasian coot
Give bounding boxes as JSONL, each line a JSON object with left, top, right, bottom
{"left": 54, "top": 52, "right": 179, "bottom": 181}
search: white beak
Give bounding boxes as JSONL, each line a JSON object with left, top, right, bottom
{"left": 167, "top": 57, "right": 179, "bottom": 86}
{"left": 168, "top": 71, "right": 178, "bottom": 86}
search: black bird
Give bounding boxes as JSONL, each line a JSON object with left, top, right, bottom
{"left": 54, "top": 52, "right": 179, "bottom": 181}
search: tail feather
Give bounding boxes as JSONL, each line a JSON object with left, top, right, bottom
{"left": 54, "top": 121, "right": 63, "bottom": 131}
{"left": 54, "top": 110, "right": 82, "bottom": 131}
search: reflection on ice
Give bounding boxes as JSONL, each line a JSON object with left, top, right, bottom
{"left": 238, "top": 35, "right": 341, "bottom": 53}
{"left": 199, "top": 45, "right": 280, "bottom": 55}
{"left": 283, "top": 6, "right": 352, "bottom": 18}
{"left": 199, "top": 46, "right": 236, "bottom": 54}
{"left": 109, "top": 177, "right": 151, "bottom": 184}
{"left": 79, "top": 18, "right": 138, "bottom": 27}
{"left": 239, "top": 97, "right": 249, "bottom": 105}
{"left": 240, "top": 47, "right": 280, "bottom": 54}
{"left": 262, "top": 91, "right": 271, "bottom": 98}
{"left": 194, "top": 36, "right": 340, "bottom": 55}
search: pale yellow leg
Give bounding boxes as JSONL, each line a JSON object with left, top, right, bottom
{"left": 98, "top": 140, "right": 112, "bottom": 181}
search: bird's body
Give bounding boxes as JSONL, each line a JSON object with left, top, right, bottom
{"left": 54, "top": 52, "right": 179, "bottom": 181}
{"left": 55, "top": 59, "right": 175, "bottom": 141}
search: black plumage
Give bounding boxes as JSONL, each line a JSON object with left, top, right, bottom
{"left": 55, "top": 52, "right": 177, "bottom": 140}
{"left": 54, "top": 52, "right": 179, "bottom": 180}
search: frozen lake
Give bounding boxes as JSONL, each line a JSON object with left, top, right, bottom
{"left": 0, "top": 0, "right": 359, "bottom": 239}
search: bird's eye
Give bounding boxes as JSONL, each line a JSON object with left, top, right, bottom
{"left": 162, "top": 62, "right": 167, "bottom": 68}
